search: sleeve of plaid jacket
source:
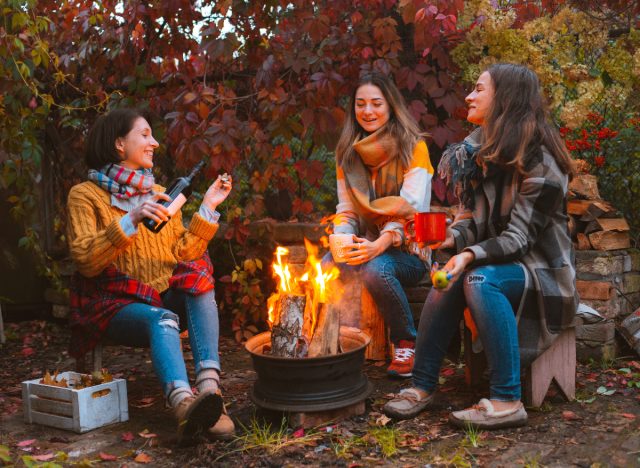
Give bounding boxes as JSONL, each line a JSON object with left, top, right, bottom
{"left": 465, "top": 176, "right": 565, "bottom": 265}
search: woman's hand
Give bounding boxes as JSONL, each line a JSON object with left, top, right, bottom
{"left": 129, "top": 193, "right": 172, "bottom": 225}
{"left": 442, "top": 251, "right": 475, "bottom": 281}
{"left": 343, "top": 233, "right": 392, "bottom": 266}
{"left": 203, "top": 173, "right": 233, "bottom": 211}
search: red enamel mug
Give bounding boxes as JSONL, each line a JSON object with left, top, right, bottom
{"left": 404, "top": 212, "right": 447, "bottom": 247}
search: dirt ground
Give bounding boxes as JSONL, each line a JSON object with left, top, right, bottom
{"left": 1, "top": 320, "right": 640, "bottom": 467}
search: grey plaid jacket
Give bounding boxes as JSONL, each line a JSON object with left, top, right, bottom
{"left": 451, "top": 147, "right": 579, "bottom": 366}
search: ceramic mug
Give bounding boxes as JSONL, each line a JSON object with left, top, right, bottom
{"left": 404, "top": 212, "right": 447, "bottom": 247}
{"left": 329, "top": 233, "right": 356, "bottom": 263}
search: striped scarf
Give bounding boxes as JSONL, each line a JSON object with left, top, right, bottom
{"left": 88, "top": 163, "right": 155, "bottom": 199}
{"left": 341, "top": 127, "right": 416, "bottom": 231}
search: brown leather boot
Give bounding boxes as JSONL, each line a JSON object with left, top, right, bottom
{"left": 174, "top": 389, "right": 222, "bottom": 445}
{"left": 207, "top": 404, "right": 235, "bottom": 441}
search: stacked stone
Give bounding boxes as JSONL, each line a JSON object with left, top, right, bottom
{"left": 575, "top": 249, "right": 640, "bottom": 360}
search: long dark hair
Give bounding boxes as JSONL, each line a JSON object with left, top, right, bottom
{"left": 85, "top": 108, "right": 148, "bottom": 170}
{"left": 335, "top": 72, "right": 425, "bottom": 169}
{"left": 480, "top": 63, "right": 574, "bottom": 178}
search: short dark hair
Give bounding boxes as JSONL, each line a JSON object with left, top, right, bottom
{"left": 84, "top": 108, "right": 148, "bottom": 170}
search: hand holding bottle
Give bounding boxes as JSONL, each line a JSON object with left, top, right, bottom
{"left": 203, "top": 173, "right": 232, "bottom": 211}
{"left": 130, "top": 193, "right": 172, "bottom": 226}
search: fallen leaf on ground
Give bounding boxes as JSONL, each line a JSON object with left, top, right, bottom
{"left": 375, "top": 414, "right": 391, "bottom": 426}
{"left": 132, "top": 397, "right": 156, "bottom": 408}
{"left": 99, "top": 452, "right": 118, "bottom": 461}
{"left": 138, "top": 429, "right": 157, "bottom": 439}
{"left": 121, "top": 432, "right": 135, "bottom": 442}
{"left": 16, "top": 439, "right": 36, "bottom": 447}
{"left": 21, "top": 347, "right": 35, "bottom": 357}
{"left": 31, "top": 453, "right": 54, "bottom": 461}
{"left": 291, "top": 428, "right": 304, "bottom": 438}
{"left": 620, "top": 413, "right": 636, "bottom": 419}
{"left": 134, "top": 452, "right": 153, "bottom": 464}
{"left": 562, "top": 410, "right": 580, "bottom": 421}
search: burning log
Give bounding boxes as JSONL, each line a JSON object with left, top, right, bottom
{"left": 270, "top": 293, "right": 306, "bottom": 358}
{"left": 308, "top": 302, "right": 340, "bottom": 357}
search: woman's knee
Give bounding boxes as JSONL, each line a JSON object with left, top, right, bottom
{"left": 360, "top": 257, "right": 393, "bottom": 287}
{"left": 152, "top": 309, "right": 181, "bottom": 333}
{"left": 462, "top": 266, "right": 499, "bottom": 303}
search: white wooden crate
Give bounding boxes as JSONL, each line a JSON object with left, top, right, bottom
{"left": 22, "top": 372, "right": 128, "bottom": 433}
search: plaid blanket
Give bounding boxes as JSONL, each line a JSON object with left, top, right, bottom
{"left": 69, "top": 252, "right": 214, "bottom": 358}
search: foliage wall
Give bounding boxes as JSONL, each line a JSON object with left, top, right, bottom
{"left": 0, "top": 0, "right": 638, "bottom": 334}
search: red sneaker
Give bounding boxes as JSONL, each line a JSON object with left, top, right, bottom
{"left": 387, "top": 340, "right": 415, "bottom": 378}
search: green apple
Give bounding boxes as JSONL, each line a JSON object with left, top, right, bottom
{"left": 431, "top": 270, "right": 450, "bottom": 289}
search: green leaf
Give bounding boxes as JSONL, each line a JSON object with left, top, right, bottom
{"left": 596, "top": 386, "right": 616, "bottom": 396}
{"left": 0, "top": 444, "right": 11, "bottom": 463}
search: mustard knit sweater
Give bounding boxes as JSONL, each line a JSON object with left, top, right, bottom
{"left": 67, "top": 181, "right": 218, "bottom": 293}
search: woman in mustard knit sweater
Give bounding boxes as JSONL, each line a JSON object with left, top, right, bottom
{"left": 67, "top": 108, "right": 233, "bottom": 444}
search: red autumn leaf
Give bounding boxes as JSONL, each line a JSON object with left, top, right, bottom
{"left": 562, "top": 410, "right": 580, "bottom": 421}
{"left": 30, "top": 453, "right": 54, "bottom": 461}
{"left": 121, "top": 432, "right": 135, "bottom": 442}
{"left": 99, "top": 452, "right": 118, "bottom": 461}
{"left": 620, "top": 413, "right": 636, "bottom": 419}
{"left": 134, "top": 452, "right": 153, "bottom": 464}
{"left": 21, "top": 347, "right": 35, "bottom": 357}
{"left": 291, "top": 428, "right": 305, "bottom": 438}
{"left": 17, "top": 439, "right": 36, "bottom": 447}
{"left": 138, "top": 429, "right": 158, "bottom": 438}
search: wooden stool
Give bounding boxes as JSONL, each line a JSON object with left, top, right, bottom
{"left": 334, "top": 278, "right": 390, "bottom": 360}
{"left": 464, "top": 314, "right": 576, "bottom": 407}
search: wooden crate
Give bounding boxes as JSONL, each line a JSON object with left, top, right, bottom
{"left": 22, "top": 372, "right": 128, "bottom": 433}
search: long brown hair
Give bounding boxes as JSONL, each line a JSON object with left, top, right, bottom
{"left": 335, "top": 72, "right": 426, "bottom": 169}
{"left": 480, "top": 63, "right": 574, "bottom": 178}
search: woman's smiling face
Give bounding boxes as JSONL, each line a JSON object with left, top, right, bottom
{"left": 465, "top": 71, "right": 495, "bottom": 126}
{"left": 354, "top": 84, "right": 390, "bottom": 133}
{"left": 116, "top": 117, "right": 159, "bottom": 170}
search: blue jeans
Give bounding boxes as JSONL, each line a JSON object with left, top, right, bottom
{"left": 322, "top": 248, "right": 427, "bottom": 344}
{"left": 105, "top": 288, "right": 220, "bottom": 396}
{"left": 412, "top": 263, "right": 525, "bottom": 401}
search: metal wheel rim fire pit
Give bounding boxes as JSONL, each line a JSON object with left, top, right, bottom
{"left": 245, "top": 326, "right": 373, "bottom": 412}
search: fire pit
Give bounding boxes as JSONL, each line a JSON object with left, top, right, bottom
{"left": 245, "top": 326, "right": 373, "bottom": 412}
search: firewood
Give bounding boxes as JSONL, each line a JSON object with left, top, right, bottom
{"left": 580, "top": 200, "right": 617, "bottom": 222}
{"left": 588, "top": 230, "right": 631, "bottom": 251}
{"left": 568, "top": 199, "right": 593, "bottom": 216}
{"left": 568, "top": 174, "right": 600, "bottom": 200}
{"left": 585, "top": 217, "right": 630, "bottom": 235}
{"left": 307, "top": 302, "right": 340, "bottom": 357}
{"left": 576, "top": 233, "right": 592, "bottom": 250}
{"left": 271, "top": 294, "right": 306, "bottom": 358}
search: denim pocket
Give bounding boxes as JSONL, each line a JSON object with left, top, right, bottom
{"left": 535, "top": 265, "right": 577, "bottom": 332}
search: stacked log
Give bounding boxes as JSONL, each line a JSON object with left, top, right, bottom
{"left": 567, "top": 173, "right": 631, "bottom": 251}
{"left": 568, "top": 166, "right": 640, "bottom": 360}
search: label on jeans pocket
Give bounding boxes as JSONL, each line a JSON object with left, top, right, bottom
{"left": 166, "top": 194, "right": 187, "bottom": 216}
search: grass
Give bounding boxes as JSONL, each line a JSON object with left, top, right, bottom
{"left": 213, "top": 415, "right": 322, "bottom": 462}
{"left": 367, "top": 427, "right": 400, "bottom": 458}
{"left": 462, "top": 423, "right": 483, "bottom": 448}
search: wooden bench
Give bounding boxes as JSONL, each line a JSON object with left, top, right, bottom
{"left": 464, "top": 322, "right": 576, "bottom": 407}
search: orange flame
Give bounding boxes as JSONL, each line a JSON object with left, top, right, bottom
{"left": 267, "top": 239, "right": 340, "bottom": 332}
{"left": 272, "top": 246, "right": 293, "bottom": 293}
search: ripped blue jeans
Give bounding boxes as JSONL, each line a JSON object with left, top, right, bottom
{"left": 412, "top": 263, "right": 525, "bottom": 401}
{"left": 105, "top": 288, "right": 220, "bottom": 396}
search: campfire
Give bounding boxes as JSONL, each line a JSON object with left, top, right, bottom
{"left": 266, "top": 241, "right": 342, "bottom": 358}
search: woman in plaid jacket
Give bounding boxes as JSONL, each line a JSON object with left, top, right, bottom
{"left": 384, "top": 63, "right": 578, "bottom": 429}
{"left": 67, "top": 109, "right": 234, "bottom": 444}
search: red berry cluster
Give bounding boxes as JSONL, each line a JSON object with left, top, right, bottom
{"left": 561, "top": 113, "right": 620, "bottom": 168}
